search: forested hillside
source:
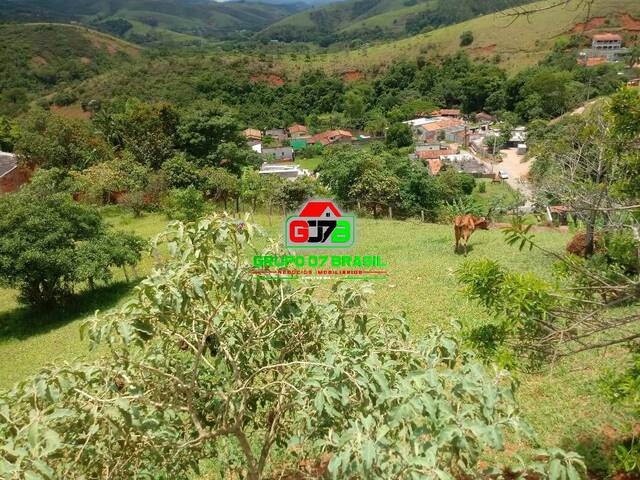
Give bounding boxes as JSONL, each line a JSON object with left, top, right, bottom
{"left": 0, "top": 0, "right": 304, "bottom": 44}
{"left": 0, "top": 23, "right": 139, "bottom": 116}
{"left": 257, "top": 0, "right": 535, "bottom": 45}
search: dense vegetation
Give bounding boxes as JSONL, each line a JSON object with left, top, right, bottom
{"left": 258, "top": 0, "right": 535, "bottom": 46}
{"left": 0, "top": 0, "right": 303, "bottom": 44}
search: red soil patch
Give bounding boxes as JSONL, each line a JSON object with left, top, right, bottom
{"left": 342, "top": 70, "right": 364, "bottom": 82}
{"left": 50, "top": 104, "right": 91, "bottom": 120}
{"left": 32, "top": 56, "right": 48, "bottom": 66}
{"left": 250, "top": 73, "right": 285, "bottom": 87}
{"left": 79, "top": 57, "right": 92, "bottom": 65}
{"left": 469, "top": 44, "right": 497, "bottom": 56}
{"left": 620, "top": 13, "right": 640, "bottom": 31}
{"left": 571, "top": 16, "right": 607, "bottom": 33}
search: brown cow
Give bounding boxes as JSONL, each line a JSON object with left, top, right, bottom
{"left": 454, "top": 215, "right": 489, "bottom": 255}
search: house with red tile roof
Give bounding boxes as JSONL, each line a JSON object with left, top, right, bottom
{"left": 288, "top": 124, "right": 309, "bottom": 139}
{"left": 0, "top": 152, "right": 32, "bottom": 194}
{"left": 243, "top": 128, "right": 262, "bottom": 141}
{"left": 309, "top": 130, "right": 354, "bottom": 146}
{"left": 430, "top": 109, "right": 461, "bottom": 118}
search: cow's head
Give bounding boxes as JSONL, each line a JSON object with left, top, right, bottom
{"left": 473, "top": 217, "right": 489, "bottom": 230}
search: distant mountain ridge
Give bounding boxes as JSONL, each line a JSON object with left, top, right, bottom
{"left": 0, "top": 0, "right": 306, "bottom": 43}
{"left": 257, "top": 0, "right": 536, "bottom": 44}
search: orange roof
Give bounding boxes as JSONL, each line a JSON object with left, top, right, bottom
{"left": 417, "top": 149, "right": 454, "bottom": 160}
{"left": 582, "top": 57, "right": 608, "bottom": 67}
{"left": 288, "top": 124, "right": 308, "bottom": 134}
{"left": 310, "top": 129, "right": 353, "bottom": 145}
{"left": 243, "top": 128, "right": 262, "bottom": 139}
{"left": 430, "top": 109, "right": 461, "bottom": 116}
{"left": 420, "top": 119, "right": 465, "bottom": 132}
{"left": 428, "top": 159, "right": 443, "bottom": 175}
{"left": 593, "top": 33, "right": 622, "bottom": 41}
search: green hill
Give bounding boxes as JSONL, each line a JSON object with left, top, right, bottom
{"left": 257, "top": 0, "right": 536, "bottom": 45}
{"left": 278, "top": 0, "right": 640, "bottom": 75}
{"left": 0, "top": 0, "right": 304, "bottom": 44}
{"left": 0, "top": 23, "right": 139, "bottom": 115}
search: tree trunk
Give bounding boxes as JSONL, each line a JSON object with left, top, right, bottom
{"left": 236, "top": 197, "right": 240, "bottom": 214}
{"left": 388, "top": 205, "right": 392, "bottom": 219}
{"left": 122, "top": 265, "right": 129, "bottom": 282}
{"left": 585, "top": 214, "right": 596, "bottom": 256}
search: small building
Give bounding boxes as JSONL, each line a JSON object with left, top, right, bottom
{"left": 592, "top": 33, "right": 623, "bottom": 50}
{"left": 261, "top": 146, "right": 294, "bottom": 162}
{"left": 288, "top": 124, "right": 309, "bottom": 139}
{"left": 507, "top": 127, "right": 528, "bottom": 148}
{"left": 415, "top": 143, "right": 448, "bottom": 153}
{"left": 259, "top": 163, "right": 308, "bottom": 180}
{"left": 416, "top": 149, "right": 455, "bottom": 160}
{"left": 475, "top": 112, "right": 495, "bottom": 123}
{"left": 517, "top": 143, "right": 527, "bottom": 155}
{"left": 243, "top": 128, "right": 262, "bottom": 142}
{"left": 264, "top": 128, "right": 288, "bottom": 142}
{"left": 0, "top": 152, "right": 31, "bottom": 194}
{"left": 628, "top": 78, "right": 640, "bottom": 87}
{"left": 309, "top": 130, "right": 354, "bottom": 146}
{"left": 430, "top": 109, "right": 461, "bottom": 118}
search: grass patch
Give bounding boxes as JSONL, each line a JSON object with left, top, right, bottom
{"left": 0, "top": 207, "right": 633, "bottom": 471}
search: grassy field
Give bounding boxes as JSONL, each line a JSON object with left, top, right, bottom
{"left": 0, "top": 207, "right": 633, "bottom": 472}
{"left": 280, "top": 0, "right": 640, "bottom": 76}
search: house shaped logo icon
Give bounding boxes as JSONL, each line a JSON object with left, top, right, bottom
{"left": 285, "top": 200, "right": 355, "bottom": 248}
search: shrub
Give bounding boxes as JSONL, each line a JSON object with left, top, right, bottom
{"left": 460, "top": 31, "right": 474, "bottom": 47}
{"left": 478, "top": 182, "right": 487, "bottom": 193}
{"left": 0, "top": 170, "right": 144, "bottom": 305}
{"left": 121, "top": 190, "right": 146, "bottom": 217}
{"left": 164, "top": 186, "right": 206, "bottom": 221}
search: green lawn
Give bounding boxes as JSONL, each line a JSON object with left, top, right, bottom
{"left": 0, "top": 208, "right": 632, "bottom": 472}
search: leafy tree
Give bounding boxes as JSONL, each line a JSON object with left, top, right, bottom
{"left": 74, "top": 156, "right": 150, "bottom": 205}
{"left": 177, "top": 101, "right": 248, "bottom": 171}
{"left": 93, "top": 100, "right": 179, "bottom": 169}
{"left": 161, "top": 153, "right": 202, "bottom": 189}
{"left": 164, "top": 186, "right": 207, "bottom": 222}
{"left": 15, "top": 109, "right": 112, "bottom": 170}
{"left": 200, "top": 166, "right": 240, "bottom": 209}
{"left": 384, "top": 123, "right": 413, "bottom": 149}
{"left": 0, "top": 215, "right": 584, "bottom": 478}
{"left": 0, "top": 170, "right": 144, "bottom": 305}
{"left": 437, "top": 169, "right": 476, "bottom": 203}
{"left": 459, "top": 30, "right": 474, "bottom": 46}
{"left": 0, "top": 116, "right": 19, "bottom": 152}
{"left": 351, "top": 168, "right": 401, "bottom": 216}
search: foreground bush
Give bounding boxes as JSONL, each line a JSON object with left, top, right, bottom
{"left": 0, "top": 215, "right": 583, "bottom": 479}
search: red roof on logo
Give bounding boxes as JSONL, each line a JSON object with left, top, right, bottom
{"left": 298, "top": 201, "right": 342, "bottom": 217}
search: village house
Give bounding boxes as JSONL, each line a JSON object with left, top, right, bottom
{"left": 259, "top": 163, "right": 309, "bottom": 180}
{"left": 287, "top": 124, "right": 309, "bottom": 139}
{"left": 578, "top": 33, "right": 627, "bottom": 65}
{"left": 261, "top": 146, "right": 295, "bottom": 162}
{"left": 0, "top": 152, "right": 31, "bottom": 194}
{"left": 430, "top": 109, "right": 461, "bottom": 118}
{"left": 309, "top": 129, "right": 354, "bottom": 146}
{"left": 404, "top": 117, "right": 467, "bottom": 144}
{"left": 475, "top": 112, "right": 495, "bottom": 123}
{"left": 264, "top": 128, "right": 288, "bottom": 143}
{"left": 506, "top": 127, "right": 528, "bottom": 148}
{"left": 243, "top": 128, "right": 262, "bottom": 142}
{"left": 592, "top": 33, "right": 623, "bottom": 50}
